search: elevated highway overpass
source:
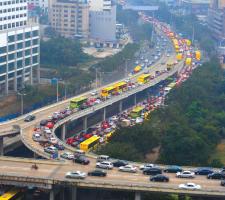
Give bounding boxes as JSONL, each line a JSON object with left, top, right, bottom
{"left": 0, "top": 157, "right": 224, "bottom": 200}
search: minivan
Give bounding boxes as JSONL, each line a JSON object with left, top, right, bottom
{"left": 97, "top": 155, "right": 110, "bottom": 162}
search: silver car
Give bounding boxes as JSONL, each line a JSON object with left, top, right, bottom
{"left": 65, "top": 171, "right": 87, "bottom": 179}
{"left": 119, "top": 165, "right": 137, "bottom": 173}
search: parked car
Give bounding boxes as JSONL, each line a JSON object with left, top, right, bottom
{"left": 113, "top": 160, "right": 128, "bottom": 167}
{"left": 96, "top": 161, "right": 113, "bottom": 169}
{"left": 178, "top": 183, "right": 201, "bottom": 190}
{"left": 88, "top": 169, "right": 107, "bottom": 177}
{"left": 119, "top": 165, "right": 137, "bottom": 173}
{"left": 74, "top": 156, "right": 90, "bottom": 165}
{"left": 207, "top": 172, "right": 225, "bottom": 180}
{"left": 44, "top": 146, "right": 58, "bottom": 154}
{"left": 65, "top": 171, "right": 86, "bottom": 179}
{"left": 60, "top": 152, "right": 74, "bottom": 160}
{"left": 164, "top": 166, "right": 182, "bottom": 173}
{"left": 194, "top": 168, "right": 214, "bottom": 175}
{"left": 150, "top": 174, "right": 169, "bottom": 182}
{"left": 143, "top": 167, "right": 162, "bottom": 175}
{"left": 24, "top": 115, "right": 36, "bottom": 122}
{"left": 176, "top": 171, "right": 195, "bottom": 178}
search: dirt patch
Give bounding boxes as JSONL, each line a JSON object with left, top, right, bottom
{"left": 145, "top": 146, "right": 160, "bottom": 163}
{"left": 0, "top": 95, "right": 20, "bottom": 116}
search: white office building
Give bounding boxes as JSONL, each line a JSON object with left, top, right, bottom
{"left": 0, "top": 0, "right": 40, "bottom": 95}
{"left": 89, "top": 0, "right": 116, "bottom": 42}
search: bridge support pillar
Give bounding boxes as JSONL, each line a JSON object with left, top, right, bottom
{"left": 60, "top": 187, "right": 65, "bottom": 200}
{"left": 134, "top": 94, "right": 137, "bottom": 105}
{"left": 135, "top": 192, "right": 141, "bottom": 200}
{"left": 61, "top": 124, "right": 66, "bottom": 141}
{"left": 0, "top": 137, "right": 3, "bottom": 156}
{"left": 119, "top": 100, "right": 123, "bottom": 113}
{"left": 83, "top": 116, "right": 88, "bottom": 132}
{"left": 103, "top": 107, "right": 106, "bottom": 121}
{"left": 49, "top": 189, "right": 55, "bottom": 200}
{"left": 71, "top": 186, "right": 77, "bottom": 200}
{"left": 33, "top": 152, "right": 37, "bottom": 159}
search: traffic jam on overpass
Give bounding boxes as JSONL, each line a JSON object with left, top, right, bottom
{"left": 1, "top": 13, "right": 223, "bottom": 200}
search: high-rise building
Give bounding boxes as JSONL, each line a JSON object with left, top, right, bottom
{"left": 89, "top": 0, "right": 116, "bottom": 42}
{"left": 208, "top": 0, "right": 225, "bottom": 40}
{"left": 0, "top": 0, "right": 40, "bottom": 95}
{"left": 48, "top": 0, "right": 89, "bottom": 38}
{"left": 28, "top": 0, "right": 49, "bottom": 12}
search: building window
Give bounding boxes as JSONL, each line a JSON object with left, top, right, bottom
{"left": 8, "top": 44, "right": 15, "bottom": 51}
{"left": 25, "top": 49, "right": 30, "bottom": 56}
{"left": 25, "top": 32, "right": 31, "bottom": 38}
{"left": 32, "top": 56, "right": 38, "bottom": 64}
{"left": 17, "top": 33, "right": 23, "bottom": 40}
{"left": 0, "top": 65, "right": 6, "bottom": 74}
{"left": 17, "top": 51, "right": 23, "bottom": 58}
{"left": 0, "top": 47, "right": 6, "bottom": 54}
{"left": 0, "top": 56, "right": 6, "bottom": 63}
{"left": 25, "top": 40, "right": 31, "bottom": 47}
{"left": 8, "top": 62, "right": 14, "bottom": 71}
{"left": 17, "top": 60, "right": 23, "bottom": 69}
{"left": 17, "top": 42, "right": 23, "bottom": 49}
{"left": 8, "top": 53, "right": 15, "bottom": 61}
{"left": 8, "top": 35, "right": 15, "bottom": 43}
{"left": 25, "top": 58, "right": 30, "bottom": 66}
{"left": 32, "top": 30, "right": 38, "bottom": 37}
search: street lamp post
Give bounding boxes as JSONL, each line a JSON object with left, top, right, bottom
{"left": 56, "top": 79, "right": 59, "bottom": 102}
{"left": 18, "top": 92, "right": 26, "bottom": 115}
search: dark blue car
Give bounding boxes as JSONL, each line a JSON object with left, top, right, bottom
{"left": 194, "top": 168, "right": 213, "bottom": 175}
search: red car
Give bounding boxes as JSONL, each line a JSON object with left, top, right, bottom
{"left": 45, "top": 122, "right": 54, "bottom": 129}
{"left": 66, "top": 138, "right": 75, "bottom": 145}
{"left": 83, "top": 133, "right": 93, "bottom": 139}
{"left": 101, "top": 121, "right": 110, "bottom": 129}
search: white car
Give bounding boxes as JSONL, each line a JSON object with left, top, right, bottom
{"left": 49, "top": 137, "right": 58, "bottom": 144}
{"left": 139, "top": 163, "right": 155, "bottom": 170}
{"left": 176, "top": 171, "right": 195, "bottom": 178}
{"left": 96, "top": 161, "right": 113, "bottom": 169}
{"left": 65, "top": 171, "right": 87, "bottom": 179}
{"left": 32, "top": 133, "right": 41, "bottom": 142}
{"left": 178, "top": 183, "right": 201, "bottom": 190}
{"left": 119, "top": 165, "right": 137, "bottom": 173}
{"left": 136, "top": 117, "right": 143, "bottom": 124}
{"left": 60, "top": 152, "right": 74, "bottom": 160}
{"left": 90, "top": 90, "right": 97, "bottom": 96}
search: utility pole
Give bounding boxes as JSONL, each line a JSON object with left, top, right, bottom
{"left": 192, "top": 25, "right": 195, "bottom": 44}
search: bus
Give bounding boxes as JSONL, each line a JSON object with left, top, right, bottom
{"left": 0, "top": 188, "right": 24, "bottom": 200}
{"left": 137, "top": 74, "right": 151, "bottom": 84}
{"left": 70, "top": 96, "right": 88, "bottom": 110}
{"left": 79, "top": 135, "right": 100, "bottom": 152}
{"left": 130, "top": 106, "right": 144, "bottom": 118}
{"left": 100, "top": 86, "right": 116, "bottom": 98}
{"left": 114, "top": 81, "right": 127, "bottom": 93}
